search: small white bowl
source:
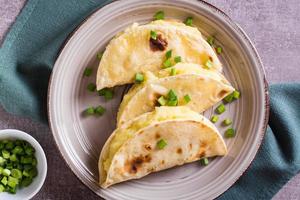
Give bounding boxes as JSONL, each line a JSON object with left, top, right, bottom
{"left": 0, "top": 129, "right": 47, "bottom": 200}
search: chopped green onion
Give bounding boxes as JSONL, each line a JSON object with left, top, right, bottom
{"left": 87, "top": 83, "right": 96, "bottom": 92}
{"left": 83, "top": 68, "right": 93, "bottom": 77}
{"left": 216, "top": 46, "right": 222, "bottom": 54}
{"left": 207, "top": 36, "right": 214, "bottom": 46}
{"left": 0, "top": 142, "right": 4, "bottom": 150}
{"left": 84, "top": 107, "right": 95, "bottom": 115}
{"left": 0, "top": 157, "right": 6, "bottom": 166}
{"left": 98, "top": 88, "right": 114, "bottom": 100}
{"left": 167, "top": 99, "right": 178, "bottom": 106}
{"left": 1, "top": 177, "right": 7, "bottom": 185}
{"left": 166, "top": 50, "right": 172, "bottom": 59}
{"left": 167, "top": 89, "right": 177, "bottom": 101}
{"left": 11, "top": 169, "right": 22, "bottom": 179}
{"left": 223, "top": 93, "right": 234, "bottom": 103}
{"left": 150, "top": 30, "right": 157, "bottom": 40}
{"left": 25, "top": 146, "right": 34, "bottom": 156}
{"left": 210, "top": 115, "right": 219, "bottom": 123}
{"left": 204, "top": 60, "right": 213, "bottom": 69}
{"left": 95, "top": 106, "right": 106, "bottom": 116}
{"left": 223, "top": 119, "right": 232, "bottom": 126}
{"left": 12, "top": 146, "right": 23, "bottom": 155}
{"left": 10, "top": 154, "right": 18, "bottom": 162}
{"left": 154, "top": 11, "right": 165, "bottom": 20}
{"left": 8, "top": 176, "right": 19, "bottom": 188}
{"left": 170, "top": 68, "right": 176, "bottom": 76}
{"left": 225, "top": 128, "right": 235, "bottom": 138}
{"left": 215, "top": 103, "right": 226, "bottom": 114}
{"left": 2, "top": 150, "right": 10, "bottom": 159}
{"left": 157, "top": 139, "right": 167, "bottom": 149}
{"left": 3, "top": 169, "right": 11, "bottom": 176}
{"left": 97, "top": 52, "right": 103, "bottom": 60}
{"left": 7, "top": 186, "right": 16, "bottom": 194}
{"left": 5, "top": 141, "right": 14, "bottom": 150}
{"left": 184, "top": 17, "right": 193, "bottom": 26}
{"left": 135, "top": 73, "right": 144, "bottom": 83}
{"left": 20, "top": 156, "right": 32, "bottom": 164}
{"left": 20, "top": 177, "right": 32, "bottom": 187}
{"left": 174, "top": 56, "right": 181, "bottom": 63}
{"left": 157, "top": 96, "right": 167, "bottom": 106}
{"left": 184, "top": 94, "right": 191, "bottom": 103}
{"left": 162, "top": 59, "right": 172, "bottom": 68}
{"left": 232, "top": 90, "right": 240, "bottom": 99}
{"left": 0, "top": 184, "right": 4, "bottom": 192}
{"left": 200, "top": 158, "right": 209, "bottom": 166}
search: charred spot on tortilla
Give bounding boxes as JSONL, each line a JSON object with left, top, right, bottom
{"left": 161, "top": 160, "right": 165, "bottom": 165}
{"left": 150, "top": 34, "right": 168, "bottom": 51}
{"left": 209, "top": 56, "right": 213, "bottom": 62}
{"left": 218, "top": 89, "right": 229, "bottom": 98}
{"left": 126, "top": 155, "right": 152, "bottom": 174}
{"left": 139, "top": 130, "right": 144, "bottom": 135}
{"left": 144, "top": 144, "right": 152, "bottom": 151}
{"left": 155, "top": 132, "right": 161, "bottom": 139}
{"left": 177, "top": 148, "right": 183, "bottom": 154}
{"left": 189, "top": 143, "right": 193, "bottom": 149}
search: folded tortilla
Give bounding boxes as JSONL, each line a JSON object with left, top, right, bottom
{"left": 99, "top": 106, "right": 227, "bottom": 188}
{"left": 117, "top": 63, "right": 234, "bottom": 127}
{"left": 96, "top": 20, "right": 222, "bottom": 90}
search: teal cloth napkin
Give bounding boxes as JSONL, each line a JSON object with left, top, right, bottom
{"left": 0, "top": 0, "right": 299, "bottom": 199}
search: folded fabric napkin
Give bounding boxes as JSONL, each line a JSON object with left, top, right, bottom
{"left": 0, "top": 0, "right": 299, "bottom": 199}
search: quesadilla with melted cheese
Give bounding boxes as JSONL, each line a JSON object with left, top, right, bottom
{"left": 117, "top": 63, "right": 234, "bottom": 127}
{"left": 99, "top": 106, "right": 227, "bottom": 188}
{"left": 96, "top": 20, "right": 222, "bottom": 90}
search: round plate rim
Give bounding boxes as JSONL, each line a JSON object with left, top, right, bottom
{"left": 47, "top": 0, "right": 270, "bottom": 199}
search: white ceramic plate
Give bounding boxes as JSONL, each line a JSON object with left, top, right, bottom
{"left": 48, "top": 0, "right": 269, "bottom": 199}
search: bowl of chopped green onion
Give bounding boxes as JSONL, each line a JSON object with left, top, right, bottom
{"left": 0, "top": 129, "right": 47, "bottom": 200}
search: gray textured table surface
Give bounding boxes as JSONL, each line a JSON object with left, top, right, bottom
{"left": 0, "top": 0, "right": 300, "bottom": 199}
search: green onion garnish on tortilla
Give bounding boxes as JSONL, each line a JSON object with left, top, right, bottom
{"left": 216, "top": 46, "right": 222, "bottom": 54}
{"left": 215, "top": 103, "right": 226, "bottom": 114}
{"left": 200, "top": 158, "right": 209, "bottom": 166}
{"left": 184, "top": 17, "right": 193, "bottom": 26}
{"left": 87, "top": 83, "right": 96, "bottom": 92}
{"left": 150, "top": 30, "right": 157, "bottom": 40}
{"left": 166, "top": 50, "right": 172, "bottom": 59}
{"left": 162, "top": 59, "right": 172, "bottom": 68}
{"left": 167, "top": 89, "right": 177, "bottom": 101}
{"left": 135, "top": 73, "right": 144, "bottom": 83}
{"left": 167, "top": 99, "right": 178, "bottom": 106}
{"left": 225, "top": 128, "right": 235, "bottom": 138}
{"left": 83, "top": 68, "right": 93, "bottom": 77}
{"left": 184, "top": 94, "right": 191, "bottom": 103}
{"left": 157, "top": 139, "right": 167, "bottom": 149}
{"left": 210, "top": 115, "right": 219, "bottom": 123}
{"left": 154, "top": 11, "right": 165, "bottom": 20}
{"left": 174, "top": 56, "right": 181, "bottom": 63}
{"left": 170, "top": 68, "right": 176, "bottom": 76}
{"left": 223, "top": 119, "right": 232, "bottom": 126}
{"left": 157, "top": 96, "right": 167, "bottom": 106}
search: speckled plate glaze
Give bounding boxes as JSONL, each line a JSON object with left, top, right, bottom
{"left": 48, "top": 0, "right": 269, "bottom": 199}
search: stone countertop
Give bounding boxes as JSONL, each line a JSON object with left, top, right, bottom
{"left": 0, "top": 0, "right": 299, "bottom": 199}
